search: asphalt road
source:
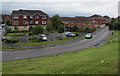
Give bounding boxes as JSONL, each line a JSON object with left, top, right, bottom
{"left": 2, "top": 27, "right": 110, "bottom": 61}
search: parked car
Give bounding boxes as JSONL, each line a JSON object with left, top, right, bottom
{"left": 0, "top": 24, "right": 6, "bottom": 27}
{"left": 65, "top": 32, "right": 76, "bottom": 37}
{"left": 85, "top": 33, "right": 93, "bottom": 39}
{"left": 40, "top": 34, "right": 47, "bottom": 41}
{"left": 0, "top": 26, "right": 2, "bottom": 29}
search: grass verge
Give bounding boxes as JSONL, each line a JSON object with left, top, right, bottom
{"left": 1, "top": 45, "right": 24, "bottom": 50}
{"left": 106, "top": 31, "right": 120, "bottom": 42}
{"left": 2, "top": 41, "right": 118, "bottom": 74}
{"left": 6, "top": 33, "right": 24, "bottom": 36}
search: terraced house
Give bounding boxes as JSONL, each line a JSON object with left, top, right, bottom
{"left": 11, "top": 9, "right": 49, "bottom": 31}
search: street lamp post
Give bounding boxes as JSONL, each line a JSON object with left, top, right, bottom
{"left": 27, "top": 21, "right": 29, "bottom": 43}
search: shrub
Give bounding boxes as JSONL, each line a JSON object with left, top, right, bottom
{"left": 29, "top": 37, "right": 42, "bottom": 42}
{"left": 2, "top": 37, "right": 20, "bottom": 43}
{"left": 58, "top": 25, "right": 64, "bottom": 33}
{"left": 31, "top": 25, "right": 44, "bottom": 35}
{"left": 4, "top": 26, "right": 12, "bottom": 33}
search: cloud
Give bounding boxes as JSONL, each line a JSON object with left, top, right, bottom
{"left": 1, "top": 2, "right": 118, "bottom": 17}
{"left": 1, "top": 0, "right": 119, "bottom": 2}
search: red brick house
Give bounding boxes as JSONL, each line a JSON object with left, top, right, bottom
{"left": 61, "top": 17, "right": 96, "bottom": 28}
{"left": 89, "top": 14, "right": 111, "bottom": 25}
{"left": 11, "top": 9, "right": 49, "bottom": 31}
{"left": 61, "top": 15, "right": 111, "bottom": 29}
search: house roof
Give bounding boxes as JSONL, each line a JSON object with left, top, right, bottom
{"left": 12, "top": 9, "right": 48, "bottom": 16}
{"left": 90, "top": 14, "right": 103, "bottom": 18}
{"left": 61, "top": 17, "right": 93, "bottom": 23}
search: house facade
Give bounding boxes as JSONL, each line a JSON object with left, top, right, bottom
{"left": 61, "top": 17, "right": 96, "bottom": 28}
{"left": 11, "top": 9, "right": 49, "bottom": 31}
{"left": 61, "top": 15, "right": 111, "bottom": 29}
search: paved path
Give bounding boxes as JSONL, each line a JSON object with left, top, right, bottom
{"left": 2, "top": 27, "right": 110, "bottom": 61}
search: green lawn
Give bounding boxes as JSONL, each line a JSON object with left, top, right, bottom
{"left": 6, "top": 33, "right": 25, "bottom": 36}
{"left": 106, "top": 31, "right": 120, "bottom": 42}
{"left": 2, "top": 41, "right": 118, "bottom": 74}
{"left": 1, "top": 45, "right": 24, "bottom": 51}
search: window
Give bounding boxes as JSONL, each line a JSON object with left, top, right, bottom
{"left": 23, "top": 21, "right": 27, "bottom": 25}
{"left": 13, "top": 21, "right": 19, "bottom": 25}
{"left": 35, "top": 15, "right": 39, "bottom": 19}
{"left": 29, "top": 21, "right": 33, "bottom": 25}
{"left": 30, "top": 16, "right": 33, "bottom": 19}
{"left": 42, "top": 21, "right": 46, "bottom": 24}
{"left": 23, "top": 15, "right": 27, "bottom": 19}
{"left": 42, "top": 15, "right": 46, "bottom": 19}
{"left": 13, "top": 16, "right": 18, "bottom": 19}
{"left": 35, "top": 21, "right": 39, "bottom": 24}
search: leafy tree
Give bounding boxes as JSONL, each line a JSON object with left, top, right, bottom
{"left": 72, "top": 25, "right": 79, "bottom": 32}
{"left": 51, "top": 14, "right": 63, "bottom": 30}
{"left": 46, "top": 22, "right": 53, "bottom": 32}
{"left": 31, "top": 25, "right": 44, "bottom": 35}
{"left": 108, "top": 18, "right": 120, "bottom": 30}
{"left": 6, "top": 19, "right": 12, "bottom": 26}
{"left": 58, "top": 25, "right": 64, "bottom": 33}
{"left": 85, "top": 27, "right": 90, "bottom": 32}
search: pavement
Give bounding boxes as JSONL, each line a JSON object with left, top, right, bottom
{"left": 2, "top": 27, "right": 111, "bottom": 61}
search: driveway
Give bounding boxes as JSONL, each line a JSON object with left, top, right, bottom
{"left": 2, "top": 27, "right": 111, "bottom": 61}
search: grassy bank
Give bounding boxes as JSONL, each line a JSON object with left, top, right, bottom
{"left": 3, "top": 41, "right": 118, "bottom": 74}
{"left": 106, "top": 31, "right": 120, "bottom": 42}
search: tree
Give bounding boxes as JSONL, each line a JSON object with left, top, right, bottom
{"left": 72, "top": 25, "right": 79, "bottom": 32}
{"left": 31, "top": 25, "right": 44, "bottom": 35}
{"left": 51, "top": 14, "right": 63, "bottom": 30}
{"left": 108, "top": 18, "right": 120, "bottom": 30}
{"left": 58, "top": 25, "right": 64, "bottom": 33}
{"left": 6, "top": 19, "right": 12, "bottom": 26}
{"left": 85, "top": 27, "right": 90, "bottom": 32}
{"left": 46, "top": 21, "right": 53, "bottom": 32}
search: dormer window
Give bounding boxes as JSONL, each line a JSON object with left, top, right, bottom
{"left": 42, "top": 15, "right": 46, "bottom": 19}
{"left": 23, "top": 15, "right": 27, "bottom": 19}
{"left": 35, "top": 15, "right": 39, "bottom": 19}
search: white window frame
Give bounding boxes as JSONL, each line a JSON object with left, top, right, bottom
{"left": 13, "top": 21, "right": 19, "bottom": 25}
{"left": 42, "top": 21, "right": 46, "bottom": 24}
{"left": 13, "top": 16, "right": 18, "bottom": 19}
{"left": 23, "top": 15, "right": 27, "bottom": 19}
{"left": 35, "top": 15, "right": 39, "bottom": 19}
{"left": 35, "top": 21, "right": 39, "bottom": 24}
{"left": 42, "top": 15, "right": 46, "bottom": 19}
{"left": 23, "top": 21, "right": 27, "bottom": 25}
{"left": 29, "top": 21, "right": 33, "bottom": 25}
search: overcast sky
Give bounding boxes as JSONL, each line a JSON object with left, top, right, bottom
{"left": 1, "top": 0, "right": 120, "bottom": 17}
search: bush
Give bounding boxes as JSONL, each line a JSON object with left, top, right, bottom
{"left": 29, "top": 37, "right": 42, "bottom": 42}
{"left": 2, "top": 37, "right": 20, "bottom": 43}
{"left": 31, "top": 25, "right": 44, "bottom": 35}
{"left": 58, "top": 25, "right": 64, "bottom": 33}
{"left": 4, "top": 26, "right": 12, "bottom": 33}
